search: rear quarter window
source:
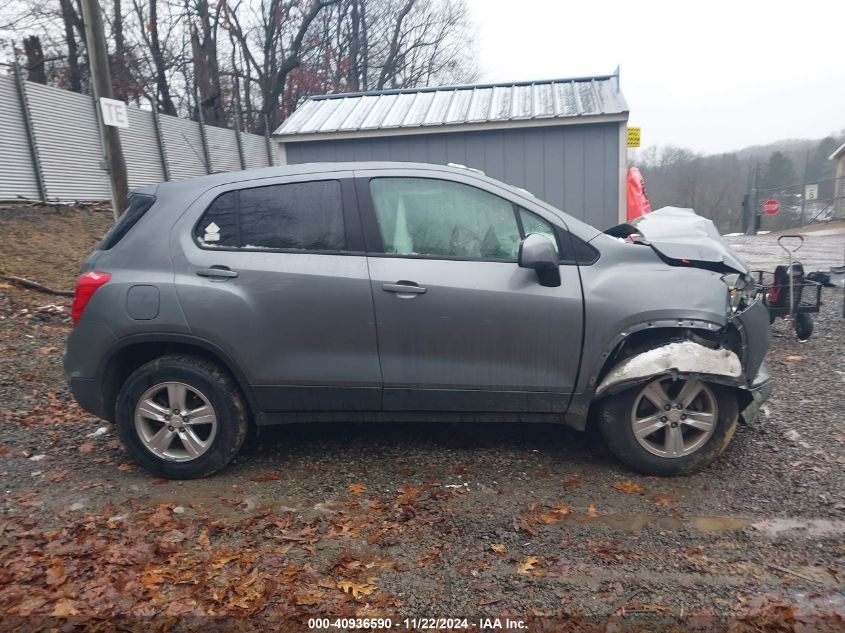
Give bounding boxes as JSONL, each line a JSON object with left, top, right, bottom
{"left": 99, "top": 194, "right": 156, "bottom": 250}
{"left": 195, "top": 180, "right": 346, "bottom": 252}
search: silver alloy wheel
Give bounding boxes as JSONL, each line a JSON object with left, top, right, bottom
{"left": 629, "top": 377, "right": 718, "bottom": 459}
{"left": 134, "top": 381, "right": 218, "bottom": 462}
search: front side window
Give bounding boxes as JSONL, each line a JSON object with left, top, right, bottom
{"left": 369, "top": 178, "right": 521, "bottom": 260}
{"left": 195, "top": 180, "right": 345, "bottom": 251}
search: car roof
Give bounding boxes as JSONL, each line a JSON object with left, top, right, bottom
{"left": 139, "top": 161, "right": 478, "bottom": 197}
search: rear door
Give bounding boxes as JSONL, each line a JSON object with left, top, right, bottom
{"left": 171, "top": 172, "right": 382, "bottom": 412}
{"left": 357, "top": 170, "right": 584, "bottom": 413}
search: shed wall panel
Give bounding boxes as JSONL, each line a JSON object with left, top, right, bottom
{"left": 285, "top": 123, "right": 620, "bottom": 228}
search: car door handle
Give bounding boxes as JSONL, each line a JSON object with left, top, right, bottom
{"left": 196, "top": 266, "right": 239, "bottom": 279}
{"left": 382, "top": 281, "right": 426, "bottom": 295}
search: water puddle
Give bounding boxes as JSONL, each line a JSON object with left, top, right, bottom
{"left": 568, "top": 513, "right": 753, "bottom": 534}
{"left": 749, "top": 518, "right": 845, "bottom": 539}
{"left": 563, "top": 513, "right": 845, "bottom": 538}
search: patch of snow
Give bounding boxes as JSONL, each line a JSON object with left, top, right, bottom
{"left": 29, "top": 454, "right": 47, "bottom": 462}
{"left": 86, "top": 426, "right": 109, "bottom": 438}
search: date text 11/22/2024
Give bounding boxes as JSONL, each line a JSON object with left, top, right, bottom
{"left": 307, "top": 617, "right": 527, "bottom": 630}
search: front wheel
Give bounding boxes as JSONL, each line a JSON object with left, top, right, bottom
{"left": 116, "top": 355, "right": 249, "bottom": 479}
{"left": 598, "top": 376, "right": 738, "bottom": 476}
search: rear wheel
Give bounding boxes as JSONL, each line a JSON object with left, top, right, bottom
{"left": 599, "top": 376, "right": 738, "bottom": 476}
{"left": 116, "top": 355, "right": 248, "bottom": 479}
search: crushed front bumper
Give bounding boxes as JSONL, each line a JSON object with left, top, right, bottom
{"left": 740, "top": 360, "right": 773, "bottom": 424}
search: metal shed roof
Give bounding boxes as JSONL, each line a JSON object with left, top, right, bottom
{"left": 274, "top": 74, "right": 628, "bottom": 142}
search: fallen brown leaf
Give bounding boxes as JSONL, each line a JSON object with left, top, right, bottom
{"left": 587, "top": 505, "right": 599, "bottom": 517}
{"left": 397, "top": 485, "right": 422, "bottom": 503}
{"left": 45, "top": 563, "right": 67, "bottom": 586}
{"left": 654, "top": 493, "right": 678, "bottom": 506}
{"left": 250, "top": 473, "right": 281, "bottom": 482}
{"left": 490, "top": 543, "right": 506, "bottom": 556}
{"left": 517, "top": 556, "right": 541, "bottom": 575}
{"left": 78, "top": 442, "right": 94, "bottom": 454}
{"left": 563, "top": 475, "right": 581, "bottom": 488}
{"left": 348, "top": 483, "right": 366, "bottom": 495}
{"left": 337, "top": 580, "right": 375, "bottom": 598}
{"left": 51, "top": 598, "right": 79, "bottom": 616}
{"left": 612, "top": 481, "right": 645, "bottom": 494}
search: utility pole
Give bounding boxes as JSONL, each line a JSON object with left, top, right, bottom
{"left": 81, "top": 0, "right": 129, "bottom": 218}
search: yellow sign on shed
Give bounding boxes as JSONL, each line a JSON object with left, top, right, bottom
{"left": 627, "top": 127, "right": 641, "bottom": 148}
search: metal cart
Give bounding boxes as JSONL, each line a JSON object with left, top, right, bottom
{"left": 752, "top": 235, "right": 822, "bottom": 341}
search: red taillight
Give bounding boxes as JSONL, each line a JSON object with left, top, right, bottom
{"left": 71, "top": 271, "right": 111, "bottom": 325}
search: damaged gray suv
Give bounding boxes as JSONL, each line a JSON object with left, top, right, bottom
{"left": 64, "top": 162, "right": 772, "bottom": 479}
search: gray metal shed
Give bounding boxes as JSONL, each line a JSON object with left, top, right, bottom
{"left": 273, "top": 73, "right": 629, "bottom": 229}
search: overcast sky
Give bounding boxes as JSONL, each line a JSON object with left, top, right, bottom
{"left": 465, "top": 0, "right": 845, "bottom": 154}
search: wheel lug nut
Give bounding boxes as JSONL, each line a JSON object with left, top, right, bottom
{"left": 661, "top": 416, "right": 667, "bottom": 422}
{"left": 167, "top": 425, "right": 174, "bottom": 431}
{"left": 164, "top": 414, "right": 170, "bottom": 421}
{"left": 681, "top": 414, "right": 687, "bottom": 420}
{"left": 664, "top": 405, "right": 671, "bottom": 411}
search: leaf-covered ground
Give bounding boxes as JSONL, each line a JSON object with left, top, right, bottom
{"left": 0, "top": 205, "right": 843, "bottom": 631}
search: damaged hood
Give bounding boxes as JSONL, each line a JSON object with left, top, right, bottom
{"left": 606, "top": 206, "right": 749, "bottom": 274}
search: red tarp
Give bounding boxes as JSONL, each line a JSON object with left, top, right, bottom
{"left": 626, "top": 166, "right": 652, "bottom": 221}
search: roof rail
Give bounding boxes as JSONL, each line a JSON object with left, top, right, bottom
{"left": 446, "top": 162, "right": 485, "bottom": 176}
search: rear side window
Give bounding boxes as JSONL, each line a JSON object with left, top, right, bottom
{"left": 195, "top": 181, "right": 345, "bottom": 251}
{"left": 196, "top": 191, "right": 238, "bottom": 247}
{"left": 100, "top": 193, "right": 155, "bottom": 250}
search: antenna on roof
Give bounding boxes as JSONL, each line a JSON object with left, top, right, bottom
{"left": 614, "top": 65, "right": 621, "bottom": 93}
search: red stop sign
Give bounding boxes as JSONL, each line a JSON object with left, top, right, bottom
{"left": 763, "top": 198, "right": 780, "bottom": 215}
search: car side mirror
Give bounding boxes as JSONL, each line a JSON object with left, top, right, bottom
{"left": 518, "top": 234, "right": 561, "bottom": 287}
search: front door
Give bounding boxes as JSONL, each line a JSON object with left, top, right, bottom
{"left": 360, "top": 174, "right": 584, "bottom": 412}
{"left": 172, "top": 174, "right": 381, "bottom": 412}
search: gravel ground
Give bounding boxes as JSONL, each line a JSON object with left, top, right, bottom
{"left": 0, "top": 205, "right": 843, "bottom": 631}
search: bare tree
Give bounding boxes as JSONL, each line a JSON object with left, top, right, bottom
{"left": 0, "top": 0, "right": 477, "bottom": 134}
{"left": 22, "top": 35, "right": 47, "bottom": 83}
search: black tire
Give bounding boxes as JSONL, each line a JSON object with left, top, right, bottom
{"left": 598, "top": 377, "right": 739, "bottom": 476}
{"left": 116, "top": 355, "right": 249, "bottom": 479}
{"left": 794, "top": 313, "right": 813, "bottom": 341}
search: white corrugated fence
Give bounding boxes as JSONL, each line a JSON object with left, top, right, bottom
{"left": 0, "top": 74, "right": 278, "bottom": 202}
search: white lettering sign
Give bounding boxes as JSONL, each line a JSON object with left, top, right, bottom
{"left": 100, "top": 98, "right": 129, "bottom": 128}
